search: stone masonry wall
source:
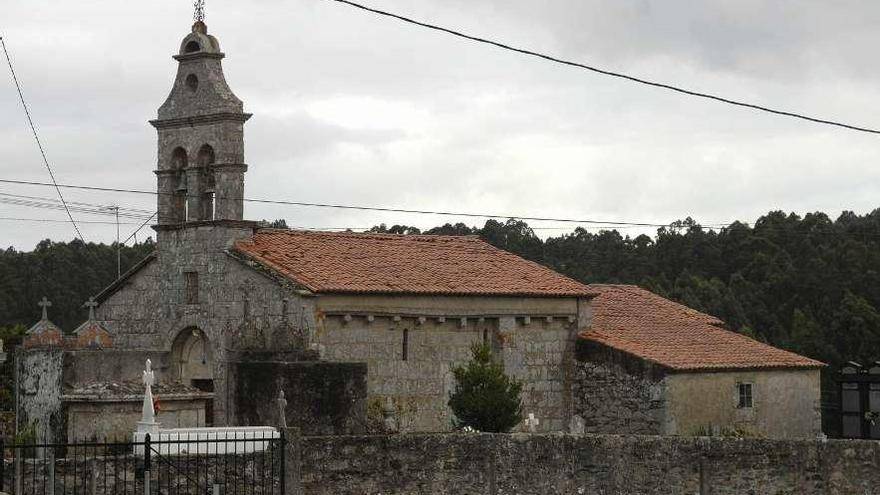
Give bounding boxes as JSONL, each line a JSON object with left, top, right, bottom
{"left": 299, "top": 433, "right": 880, "bottom": 495}
{"left": 573, "top": 360, "right": 666, "bottom": 435}
{"left": 573, "top": 340, "right": 667, "bottom": 435}
{"left": 15, "top": 349, "right": 64, "bottom": 442}
{"left": 314, "top": 315, "right": 495, "bottom": 432}
{"left": 315, "top": 312, "right": 579, "bottom": 433}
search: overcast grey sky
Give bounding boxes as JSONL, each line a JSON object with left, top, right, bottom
{"left": 2, "top": 0, "right": 879, "bottom": 250}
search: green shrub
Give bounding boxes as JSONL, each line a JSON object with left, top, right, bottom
{"left": 448, "top": 342, "right": 523, "bottom": 432}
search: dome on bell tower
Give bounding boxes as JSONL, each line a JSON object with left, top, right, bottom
{"left": 179, "top": 21, "right": 221, "bottom": 55}
{"left": 151, "top": 21, "right": 251, "bottom": 226}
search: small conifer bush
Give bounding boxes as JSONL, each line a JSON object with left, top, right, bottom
{"left": 448, "top": 342, "right": 523, "bottom": 432}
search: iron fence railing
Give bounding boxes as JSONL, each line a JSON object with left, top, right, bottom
{"left": 0, "top": 431, "right": 285, "bottom": 495}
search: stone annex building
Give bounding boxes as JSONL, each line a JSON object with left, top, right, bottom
{"left": 15, "top": 21, "right": 824, "bottom": 443}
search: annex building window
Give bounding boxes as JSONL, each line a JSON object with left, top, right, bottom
{"left": 736, "top": 382, "right": 754, "bottom": 409}
{"left": 184, "top": 272, "right": 199, "bottom": 304}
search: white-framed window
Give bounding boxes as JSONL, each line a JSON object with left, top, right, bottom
{"left": 736, "top": 382, "right": 754, "bottom": 409}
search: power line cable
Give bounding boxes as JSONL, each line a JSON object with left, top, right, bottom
{"left": 0, "top": 178, "right": 727, "bottom": 228}
{"left": 1, "top": 36, "right": 86, "bottom": 240}
{"left": 119, "top": 211, "right": 157, "bottom": 246}
{"left": 4, "top": 180, "right": 876, "bottom": 238}
{"left": 0, "top": 191, "right": 154, "bottom": 215}
{"left": 0, "top": 197, "right": 154, "bottom": 220}
{"left": 2, "top": 186, "right": 878, "bottom": 238}
{"left": 0, "top": 217, "right": 142, "bottom": 225}
{"left": 327, "top": 0, "right": 880, "bottom": 136}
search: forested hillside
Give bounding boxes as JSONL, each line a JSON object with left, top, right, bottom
{"left": 2, "top": 208, "right": 879, "bottom": 375}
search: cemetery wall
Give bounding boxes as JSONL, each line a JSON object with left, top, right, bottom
{"left": 299, "top": 433, "right": 880, "bottom": 495}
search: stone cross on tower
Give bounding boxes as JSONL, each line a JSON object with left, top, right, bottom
{"left": 84, "top": 297, "right": 98, "bottom": 321}
{"left": 38, "top": 296, "right": 52, "bottom": 321}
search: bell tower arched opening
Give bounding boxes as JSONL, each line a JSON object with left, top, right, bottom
{"left": 171, "top": 147, "right": 188, "bottom": 222}
{"left": 197, "top": 145, "right": 216, "bottom": 220}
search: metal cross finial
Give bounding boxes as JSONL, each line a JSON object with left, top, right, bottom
{"left": 84, "top": 297, "right": 98, "bottom": 321}
{"left": 38, "top": 296, "right": 52, "bottom": 321}
{"left": 193, "top": 0, "right": 205, "bottom": 23}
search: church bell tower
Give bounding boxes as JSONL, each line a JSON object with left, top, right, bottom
{"left": 151, "top": 20, "right": 251, "bottom": 225}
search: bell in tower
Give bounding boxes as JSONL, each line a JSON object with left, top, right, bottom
{"left": 151, "top": 20, "right": 251, "bottom": 225}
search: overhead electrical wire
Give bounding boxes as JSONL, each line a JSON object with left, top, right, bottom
{"left": 0, "top": 217, "right": 143, "bottom": 225}
{"left": 0, "top": 178, "right": 729, "bottom": 229}
{"left": 119, "top": 211, "right": 157, "bottom": 246}
{"left": 2, "top": 179, "right": 877, "bottom": 238}
{"left": 1, "top": 36, "right": 86, "bottom": 240}
{"left": 0, "top": 197, "right": 154, "bottom": 220}
{"left": 327, "top": 0, "right": 880, "bottom": 136}
{"left": 0, "top": 192, "right": 154, "bottom": 216}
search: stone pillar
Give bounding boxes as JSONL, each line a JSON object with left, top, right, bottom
{"left": 213, "top": 164, "right": 247, "bottom": 221}
{"left": 185, "top": 167, "right": 202, "bottom": 222}
{"left": 155, "top": 171, "right": 178, "bottom": 224}
{"left": 282, "top": 427, "right": 302, "bottom": 495}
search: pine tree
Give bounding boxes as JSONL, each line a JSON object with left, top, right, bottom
{"left": 448, "top": 342, "right": 523, "bottom": 432}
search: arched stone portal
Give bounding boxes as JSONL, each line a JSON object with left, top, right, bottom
{"left": 171, "top": 327, "right": 215, "bottom": 424}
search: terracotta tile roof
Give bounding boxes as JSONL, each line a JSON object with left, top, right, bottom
{"left": 580, "top": 284, "right": 824, "bottom": 371}
{"left": 233, "top": 229, "right": 597, "bottom": 298}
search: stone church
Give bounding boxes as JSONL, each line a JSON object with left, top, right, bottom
{"left": 15, "top": 20, "right": 824, "bottom": 443}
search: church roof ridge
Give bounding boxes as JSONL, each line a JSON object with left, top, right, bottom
{"left": 235, "top": 229, "right": 597, "bottom": 298}
{"left": 256, "top": 228, "right": 483, "bottom": 243}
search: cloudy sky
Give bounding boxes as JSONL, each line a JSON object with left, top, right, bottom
{"left": 1, "top": 0, "right": 879, "bottom": 250}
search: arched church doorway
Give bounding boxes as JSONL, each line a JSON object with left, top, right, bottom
{"left": 171, "top": 327, "right": 214, "bottom": 424}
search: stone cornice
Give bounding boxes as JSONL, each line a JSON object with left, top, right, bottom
{"left": 210, "top": 163, "right": 248, "bottom": 172}
{"left": 152, "top": 219, "right": 259, "bottom": 232}
{"left": 154, "top": 163, "right": 248, "bottom": 175}
{"left": 150, "top": 112, "right": 252, "bottom": 129}
{"left": 173, "top": 52, "right": 225, "bottom": 62}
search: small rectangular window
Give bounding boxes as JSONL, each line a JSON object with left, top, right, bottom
{"left": 402, "top": 328, "right": 409, "bottom": 361}
{"left": 184, "top": 272, "right": 199, "bottom": 304}
{"left": 737, "top": 382, "right": 753, "bottom": 409}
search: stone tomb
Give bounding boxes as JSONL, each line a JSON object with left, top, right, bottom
{"left": 132, "top": 359, "right": 279, "bottom": 455}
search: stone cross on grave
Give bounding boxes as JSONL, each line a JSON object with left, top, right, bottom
{"left": 38, "top": 296, "right": 52, "bottom": 321}
{"left": 525, "top": 413, "right": 540, "bottom": 433}
{"left": 138, "top": 359, "right": 158, "bottom": 434}
{"left": 84, "top": 297, "right": 98, "bottom": 321}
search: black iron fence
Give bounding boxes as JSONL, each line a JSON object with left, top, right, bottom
{"left": 0, "top": 432, "right": 285, "bottom": 495}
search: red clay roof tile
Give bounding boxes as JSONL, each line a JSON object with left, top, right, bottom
{"left": 234, "top": 229, "right": 597, "bottom": 298}
{"left": 580, "top": 284, "right": 824, "bottom": 371}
